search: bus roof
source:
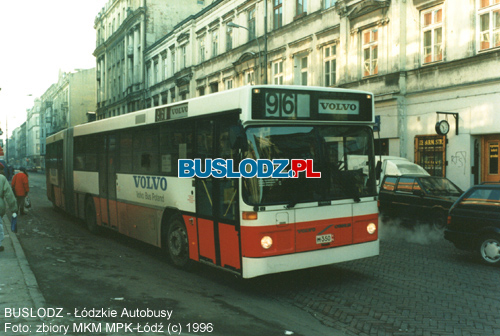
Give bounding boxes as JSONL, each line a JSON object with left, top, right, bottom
{"left": 47, "top": 85, "right": 374, "bottom": 141}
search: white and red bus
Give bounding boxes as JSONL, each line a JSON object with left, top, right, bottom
{"left": 46, "top": 85, "right": 379, "bottom": 278}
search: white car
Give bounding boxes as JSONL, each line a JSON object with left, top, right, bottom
{"left": 376, "top": 156, "right": 430, "bottom": 190}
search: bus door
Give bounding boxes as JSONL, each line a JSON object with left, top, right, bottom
{"left": 195, "top": 114, "right": 241, "bottom": 273}
{"left": 98, "top": 133, "right": 119, "bottom": 229}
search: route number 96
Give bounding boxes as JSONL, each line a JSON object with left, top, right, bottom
{"left": 265, "top": 92, "right": 310, "bottom": 118}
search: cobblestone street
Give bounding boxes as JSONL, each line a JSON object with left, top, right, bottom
{"left": 261, "top": 221, "right": 500, "bottom": 335}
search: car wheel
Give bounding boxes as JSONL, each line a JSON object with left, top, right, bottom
{"left": 431, "top": 212, "right": 447, "bottom": 230}
{"left": 478, "top": 235, "right": 500, "bottom": 264}
{"left": 166, "top": 216, "right": 190, "bottom": 268}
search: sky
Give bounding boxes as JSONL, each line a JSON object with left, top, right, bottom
{"left": 0, "top": 0, "right": 108, "bottom": 132}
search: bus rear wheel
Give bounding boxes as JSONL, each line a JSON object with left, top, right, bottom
{"left": 166, "top": 216, "right": 190, "bottom": 268}
{"left": 85, "top": 198, "right": 100, "bottom": 234}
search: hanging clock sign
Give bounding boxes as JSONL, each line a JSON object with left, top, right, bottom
{"left": 435, "top": 120, "right": 450, "bottom": 135}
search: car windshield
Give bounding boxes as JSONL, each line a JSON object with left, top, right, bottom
{"left": 242, "top": 125, "right": 377, "bottom": 206}
{"left": 420, "top": 177, "right": 462, "bottom": 196}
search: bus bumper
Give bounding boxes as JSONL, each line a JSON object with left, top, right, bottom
{"left": 241, "top": 240, "right": 379, "bottom": 279}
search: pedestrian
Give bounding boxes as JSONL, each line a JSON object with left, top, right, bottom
{"left": 8, "top": 165, "right": 14, "bottom": 182}
{"left": 11, "top": 167, "right": 29, "bottom": 215}
{"left": 0, "top": 163, "right": 18, "bottom": 252}
{"left": 0, "top": 160, "right": 12, "bottom": 181}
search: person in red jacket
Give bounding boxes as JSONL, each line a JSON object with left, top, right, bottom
{"left": 11, "top": 167, "right": 29, "bottom": 215}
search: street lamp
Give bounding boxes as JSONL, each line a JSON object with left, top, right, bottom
{"left": 227, "top": 22, "right": 264, "bottom": 84}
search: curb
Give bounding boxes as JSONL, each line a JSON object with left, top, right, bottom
{"left": 3, "top": 216, "right": 47, "bottom": 310}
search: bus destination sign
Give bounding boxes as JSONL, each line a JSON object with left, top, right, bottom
{"left": 252, "top": 88, "right": 372, "bottom": 122}
{"left": 155, "top": 103, "right": 188, "bottom": 122}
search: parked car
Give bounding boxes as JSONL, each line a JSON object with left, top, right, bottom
{"left": 444, "top": 183, "right": 500, "bottom": 264}
{"left": 379, "top": 174, "right": 463, "bottom": 229}
{"left": 375, "top": 156, "right": 430, "bottom": 191}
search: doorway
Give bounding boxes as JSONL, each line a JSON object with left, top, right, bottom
{"left": 482, "top": 135, "right": 500, "bottom": 183}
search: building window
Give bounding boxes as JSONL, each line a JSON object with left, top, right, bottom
{"left": 154, "top": 61, "right": 159, "bottom": 84}
{"left": 274, "top": 0, "right": 283, "bottom": 29}
{"left": 146, "top": 65, "right": 152, "bottom": 87}
{"left": 272, "top": 59, "right": 284, "bottom": 84}
{"left": 244, "top": 69, "right": 255, "bottom": 85}
{"left": 422, "top": 6, "right": 443, "bottom": 63}
{"left": 199, "top": 37, "right": 206, "bottom": 62}
{"left": 171, "top": 50, "right": 176, "bottom": 76}
{"left": 212, "top": 30, "right": 219, "bottom": 57}
{"left": 478, "top": 0, "right": 500, "bottom": 50}
{"left": 248, "top": 7, "right": 256, "bottom": 41}
{"left": 300, "top": 56, "right": 308, "bottom": 85}
{"left": 296, "top": 0, "right": 307, "bottom": 16}
{"left": 180, "top": 45, "right": 187, "bottom": 69}
{"left": 226, "top": 23, "right": 233, "bottom": 51}
{"left": 163, "top": 56, "right": 168, "bottom": 79}
{"left": 225, "top": 78, "right": 233, "bottom": 90}
{"left": 199, "top": 86, "right": 205, "bottom": 96}
{"left": 363, "top": 28, "right": 378, "bottom": 76}
{"left": 415, "top": 135, "right": 446, "bottom": 177}
{"left": 325, "top": 0, "right": 336, "bottom": 9}
{"left": 324, "top": 45, "right": 336, "bottom": 86}
{"left": 210, "top": 82, "right": 219, "bottom": 93}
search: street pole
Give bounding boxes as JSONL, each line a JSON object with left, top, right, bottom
{"left": 0, "top": 87, "right": 6, "bottom": 163}
{"left": 5, "top": 117, "right": 7, "bottom": 164}
{"left": 227, "top": 22, "right": 262, "bottom": 84}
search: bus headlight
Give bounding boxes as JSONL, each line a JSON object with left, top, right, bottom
{"left": 261, "top": 236, "right": 273, "bottom": 249}
{"left": 367, "top": 223, "right": 377, "bottom": 235}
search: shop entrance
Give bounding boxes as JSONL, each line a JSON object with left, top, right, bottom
{"left": 482, "top": 135, "right": 500, "bottom": 183}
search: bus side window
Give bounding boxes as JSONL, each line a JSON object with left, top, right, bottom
{"left": 86, "top": 136, "right": 98, "bottom": 171}
{"left": 74, "top": 137, "right": 85, "bottom": 170}
{"left": 160, "top": 121, "right": 193, "bottom": 176}
{"left": 119, "top": 132, "right": 133, "bottom": 173}
{"left": 133, "top": 127, "right": 159, "bottom": 175}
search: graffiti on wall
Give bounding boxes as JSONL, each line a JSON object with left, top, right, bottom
{"left": 451, "top": 151, "right": 467, "bottom": 175}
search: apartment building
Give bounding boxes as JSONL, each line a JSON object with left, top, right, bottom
{"left": 95, "top": 0, "right": 499, "bottom": 189}
{"left": 8, "top": 69, "right": 96, "bottom": 169}
{"left": 93, "top": 0, "right": 208, "bottom": 118}
{"left": 26, "top": 99, "right": 42, "bottom": 169}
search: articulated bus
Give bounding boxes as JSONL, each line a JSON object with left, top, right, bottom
{"left": 46, "top": 85, "right": 379, "bottom": 278}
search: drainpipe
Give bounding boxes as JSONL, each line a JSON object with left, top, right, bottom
{"left": 263, "top": 0, "right": 268, "bottom": 84}
{"left": 398, "top": 0, "right": 407, "bottom": 158}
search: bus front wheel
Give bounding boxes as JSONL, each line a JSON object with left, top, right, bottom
{"left": 166, "top": 216, "right": 190, "bottom": 268}
{"left": 85, "top": 198, "right": 100, "bottom": 234}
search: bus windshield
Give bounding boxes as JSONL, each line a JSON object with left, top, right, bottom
{"left": 243, "top": 125, "right": 377, "bottom": 206}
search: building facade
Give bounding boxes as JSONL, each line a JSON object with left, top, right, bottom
{"left": 9, "top": 69, "right": 96, "bottom": 169}
{"left": 119, "top": 0, "right": 497, "bottom": 190}
{"left": 93, "top": 0, "right": 209, "bottom": 119}
{"left": 26, "top": 99, "right": 42, "bottom": 169}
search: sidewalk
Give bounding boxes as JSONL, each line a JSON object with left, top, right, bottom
{"left": 0, "top": 217, "right": 199, "bottom": 336}
{"left": 0, "top": 216, "right": 47, "bottom": 331}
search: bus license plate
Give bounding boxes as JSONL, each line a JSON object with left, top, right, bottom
{"left": 316, "top": 234, "right": 333, "bottom": 244}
